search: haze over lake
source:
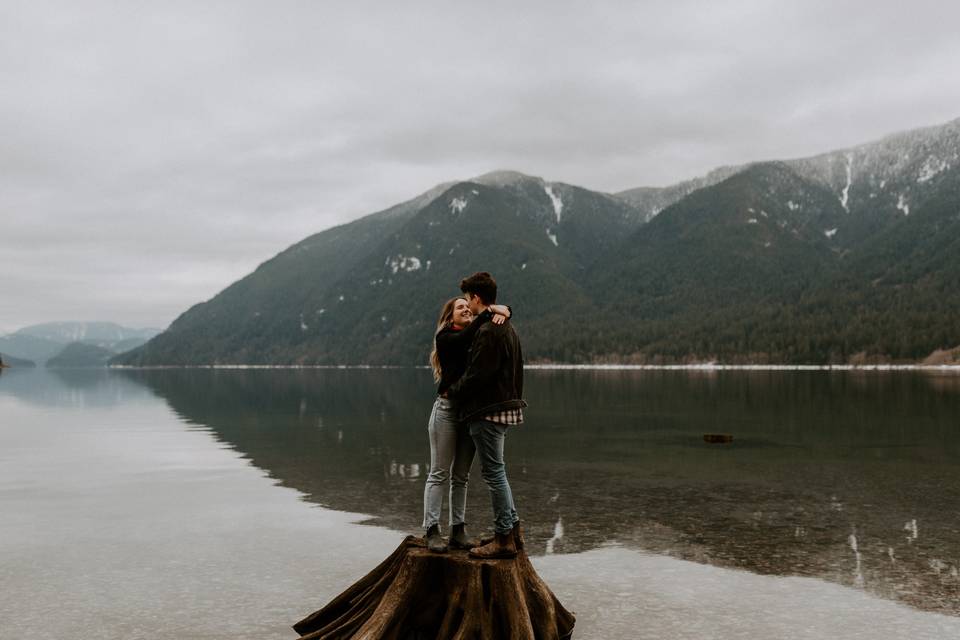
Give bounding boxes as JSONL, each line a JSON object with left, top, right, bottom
{"left": 2, "top": 367, "right": 960, "bottom": 639}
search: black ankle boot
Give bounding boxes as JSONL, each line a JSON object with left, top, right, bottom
{"left": 425, "top": 524, "right": 448, "bottom": 553}
{"left": 449, "top": 523, "right": 480, "bottom": 550}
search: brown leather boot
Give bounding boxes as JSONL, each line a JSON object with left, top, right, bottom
{"left": 449, "top": 523, "right": 480, "bottom": 550}
{"left": 469, "top": 531, "right": 517, "bottom": 559}
{"left": 479, "top": 521, "right": 524, "bottom": 550}
{"left": 511, "top": 521, "right": 525, "bottom": 551}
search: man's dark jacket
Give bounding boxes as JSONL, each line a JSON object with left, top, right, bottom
{"left": 446, "top": 317, "right": 526, "bottom": 421}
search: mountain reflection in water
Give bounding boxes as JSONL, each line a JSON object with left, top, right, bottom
{"left": 122, "top": 367, "right": 960, "bottom": 615}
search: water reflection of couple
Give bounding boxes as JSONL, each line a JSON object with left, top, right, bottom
{"left": 422, "top": 271, "right": 526, "bottom": 559}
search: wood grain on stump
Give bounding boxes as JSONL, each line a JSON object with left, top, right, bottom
{"left": 293, "top": 535, "right": 575, "bottom": 640}
{"left": 703, "top": 433, "right": 733, "bottom": 444}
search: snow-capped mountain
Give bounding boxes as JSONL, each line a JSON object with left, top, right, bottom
{"left": 119, "top": 117, "right": 960, "bottom": 366}
{"left": 787, "top": 118, "right": 960, "bottom": 217}
{"left": 617, "top": 117, "right": 960, "bottom": 231}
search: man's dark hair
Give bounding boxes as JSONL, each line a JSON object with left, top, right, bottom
{"left": 459, "top": 271, "right": 497, "bottom": 304}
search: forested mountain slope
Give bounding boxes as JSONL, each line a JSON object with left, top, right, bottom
{"left": 117, "top": 118, "right": 960, "bottom": 365}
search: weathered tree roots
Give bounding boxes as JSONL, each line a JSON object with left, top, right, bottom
{"left": 293, "top": 535, "right": 575, "bottom": 640}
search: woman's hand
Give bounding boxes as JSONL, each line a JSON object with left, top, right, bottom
{"left": 489, "top": 304, "right": 511, "bottom": 325}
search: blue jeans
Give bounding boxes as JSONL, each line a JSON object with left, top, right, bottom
{"left": 422, "top": 397, "right": 475, "bottom": 529}
{"left": 468, "top": 419, "right": 519, "bottom": 535}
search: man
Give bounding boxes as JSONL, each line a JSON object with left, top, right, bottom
{"left": 446, "top": 271, "right": 526, "bottom": 559}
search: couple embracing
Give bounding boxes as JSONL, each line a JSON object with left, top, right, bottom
{"left": 422, "top": 271, "right": 526, "bottom": 559}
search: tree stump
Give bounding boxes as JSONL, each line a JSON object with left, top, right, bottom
{"left": 293, "top": 535, "right": 576, "bottom": 640}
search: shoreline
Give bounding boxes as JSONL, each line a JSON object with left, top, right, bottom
{"left": 105, "top": 363, "right": 960, "bottom": 371}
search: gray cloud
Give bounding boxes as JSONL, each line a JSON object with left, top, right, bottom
{"left": 2, "top": 0, "right": 959, "bottom": 332}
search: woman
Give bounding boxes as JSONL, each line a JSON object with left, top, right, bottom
{"left": 423, "top": 296, "right": 511, "bottom": 553}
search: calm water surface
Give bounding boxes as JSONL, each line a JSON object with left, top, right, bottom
{"left": 2, "top": 367, "right": 959, "bottom": 639}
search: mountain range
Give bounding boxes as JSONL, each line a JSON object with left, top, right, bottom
{"left": 117, "top": 118, "right": 960, "bottom": 366}
{"left": 0, "top": 322, "right": 160, "bottom": 367}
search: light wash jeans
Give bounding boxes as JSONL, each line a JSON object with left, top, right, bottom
{"left": 468, "top": 419, "right": 519, "bottom": 535}
{"left": 422, "top": 397, "right": 476, "bottom": 530}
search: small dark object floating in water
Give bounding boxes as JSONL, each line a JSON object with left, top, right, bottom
{"left": 704, "top": 434, "right": 733, "bottom": 444}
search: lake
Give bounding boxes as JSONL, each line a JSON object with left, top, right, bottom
{"left": 2, "top": 367, "right": 959, "bottom": 639}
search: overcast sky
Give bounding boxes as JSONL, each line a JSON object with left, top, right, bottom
{"left": 2, "top": 0, "right": 959, "bottom": 333}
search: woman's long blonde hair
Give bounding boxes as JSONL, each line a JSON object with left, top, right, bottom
{"left": 429, "top": 296, "right": 465, "bottom": 383}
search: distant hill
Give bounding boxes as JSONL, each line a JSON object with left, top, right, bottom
{"left": 13, "top": 321, "right": 160, "bottom": 345}
{"left": 46, "top": 342, "right": 117, "bottom": 368}
{"left": 0, "top": 322, "right": 160, "bottom": 365}
{"left": 0, "top": 334, "right": 65, "bottom": 366}
{"left": 117, "top": 117, "right": 960, "bottom": 365}
{"left": 0, "top": 353, "right": 36, "bottom": 368}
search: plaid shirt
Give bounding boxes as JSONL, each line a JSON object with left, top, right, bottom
{"left": 484, "top": 407, "right": 524, "bottom": 426}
